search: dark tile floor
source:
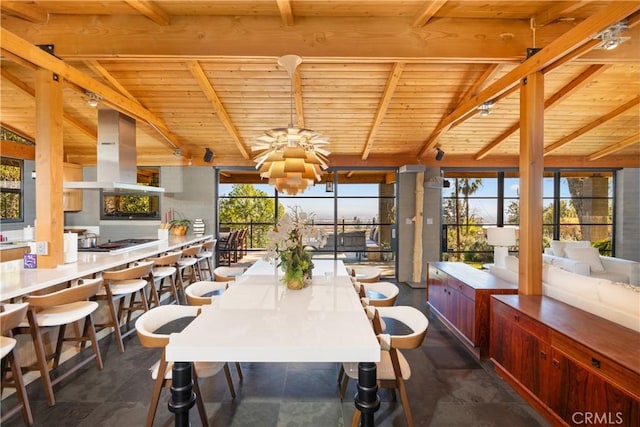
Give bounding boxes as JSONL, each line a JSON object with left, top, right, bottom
{"left": 2, "top": 283, "right": 550, "bottom": 427}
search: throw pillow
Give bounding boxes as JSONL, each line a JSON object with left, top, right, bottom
{"left": 565, "top": 247, "right": 605, "bottom": 273}
{"left": 544, "top": 265, "right": 600, "bottom": 299}
{"left": 550, "top": 240, "right": 567, "bottom": 257}
{"left": 549, "top": 240, "right": 590, "bottom": 257}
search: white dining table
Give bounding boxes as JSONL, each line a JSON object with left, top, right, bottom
{"left": 165, "top": 259, "right": 381, "bottom": 426}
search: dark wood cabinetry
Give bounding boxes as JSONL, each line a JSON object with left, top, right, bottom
{"left": 427, "top": 262, "right": 518, "bottom": 358}
{"left": 491, "top": 295, "right": 640, "bottom": 427}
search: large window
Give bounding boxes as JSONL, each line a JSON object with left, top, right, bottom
{"left": 547, "top": 171, "right": 613, "bottom": 255}
{"left": 0, "top": 157, "right": 23, "bottom": 222}
{"left": 441, "top": 169, "right": 616, "bottom": 264}
{"left": 217, "top": 169, "right": 397, "bottom": 277}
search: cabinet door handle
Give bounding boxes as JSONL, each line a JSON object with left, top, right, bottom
{"left": 540, "top": 351, "right": 547, "bottom": 360}
{"left": 591, "top": 357, "right": 601, "bottom": 369}
{"left": 513, "top": 314, "right": 520, "bottom": 322}
{"left": 552, "top": 359, "right": 560, "bottom": 369}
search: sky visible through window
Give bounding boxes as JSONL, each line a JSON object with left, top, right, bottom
{"left": 221, "top": 176, "right": 609, "bottom": 225}
{"left": 219, "top": 183, "right": 383, "bottom": 221}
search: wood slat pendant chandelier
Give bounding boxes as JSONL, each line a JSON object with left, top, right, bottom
{"left": 252, "top": 55, "right": 330, "bottom": 195}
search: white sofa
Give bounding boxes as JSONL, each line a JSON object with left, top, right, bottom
{"left": 543, "top": 240, "right": 639, "bottom": 285}
{"left": 490, "top": 255, "right": 640, "bottom": 332}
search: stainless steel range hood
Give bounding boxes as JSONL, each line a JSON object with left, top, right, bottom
{"left": 64, "top": 109, "right": 165, "bottom": 193}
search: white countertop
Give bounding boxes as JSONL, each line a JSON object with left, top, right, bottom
{"left": 166, "top": 259, "right": 380, "bottom": 363}
{"left": 0, "top": 234, "right": 213, "bottom": 300}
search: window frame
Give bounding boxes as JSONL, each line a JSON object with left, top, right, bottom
{"left": 0, "top": 156, "right": 24, "bottom": 223}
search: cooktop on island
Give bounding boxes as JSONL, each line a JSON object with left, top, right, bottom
{"left": 78, "top": 238, "right": 159, "bottom": 253}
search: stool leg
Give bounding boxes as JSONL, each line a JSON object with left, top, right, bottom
{"left": 84, "top": 314, "right": 104, "bottom": 370}
{"left": 105, "top": 294, "right": 125, "bottom": 353}
{"left": 27, "top": 310, "right": 56, "bottom": 406}
{"left": 7, "top": 349, "right": 33, "bottom": 426}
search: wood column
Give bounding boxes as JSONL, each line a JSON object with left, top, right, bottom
{"left": 35, "top": 68, "right": 64, "bottom": 267}
{"left": 412, "top": 172, "right": 424, "bottom": 284}
{"left": 518, "top": 71, "right": 544, "bottom": 295}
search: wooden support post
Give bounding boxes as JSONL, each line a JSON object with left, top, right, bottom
{"left": 518, "top": 72, "right": 544, "bottom": 295}
{"left": 412, "top": 172, "right": 424, "bottom": 284}
{"left": 35, "top": 68, "right": 64, "bottom": 267}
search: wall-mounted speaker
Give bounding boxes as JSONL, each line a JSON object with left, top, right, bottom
{"left": 204, "top": 148, "right": 214, "bottom": 163}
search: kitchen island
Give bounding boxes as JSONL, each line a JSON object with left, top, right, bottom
{"left": 0, "top": 234, "right": 213, "bottom": 300}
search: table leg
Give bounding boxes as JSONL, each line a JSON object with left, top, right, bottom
{"left": 355, "top": 361, "right": 379, "bottom": 427}
{"left": 169, "top": 361, "right": 195, "bottom": 427}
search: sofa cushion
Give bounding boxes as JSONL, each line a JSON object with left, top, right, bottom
{"left": 565, "top": 247, "right": 605, "bottom": 272}
{"left": 590, "top": 271, "right": 629, "bottom": 283}
{"left": 549, "top": 240, "right": 590, "bottom": 257}
{"left": 543, "top": 265, "right": 603, "bottom": 301}
{"left": 505, "top": 255, "right": 519, "bottom": 273}
{"left": 596, "top": 281, "right": 640, "bottom": 319}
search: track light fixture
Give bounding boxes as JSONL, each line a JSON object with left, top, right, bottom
{"left": 595, "top": 22, "right": 629, "bottom": 50}
{"left": 435, "top": 147, "right": 445, "bottom": 161}
{"left": 85, "top": 91, "right": 101, "bottom": 108}
{"left": 478, "top": 101, "right": 493, "bottom": 116}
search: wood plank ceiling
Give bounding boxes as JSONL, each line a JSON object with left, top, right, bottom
{"left": 1, "top": 1, "right": 639, "bottom": 171}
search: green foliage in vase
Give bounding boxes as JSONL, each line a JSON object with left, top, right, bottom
{"left": 266, "top": 206, "right": 326, "bottom": 286}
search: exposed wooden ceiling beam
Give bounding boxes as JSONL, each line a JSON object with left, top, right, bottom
{"left": 0, "top": 15, "right": 580, "bottom": 63}
{"left": 0, "top": 48, "right": 37, "bottom": 70}
{"left": 362, "top": 62, "right": 405, "bottom": 160}
{"left": 186, "top": 60, "right": 251, "bottom": 159}
{"left": 533, "top": 1, "right": 591, "bottom": 27}
{"left": 276, "top": 0, "right": 294, "bottom": 26}
{"left": 458, "top": 64, "right": 501, "bottom": 106}
{"left": 84, "top": 60, "right": 141, "bottom": 103}
{"left": 0, "top": 1, "right": 48, "bottom": 23}
{"left": 413, "top": 0, "right": 448, "bottom": 27}
{"left": 0, "top": 28, "right": 189, "bottom": 157}
{"left": 475, "top": 64, "right": 611, "bottom": 160}
{"left": 544, "top": 96, "right": 640, "bottom": 155}
{"left": 420, "top": 67, "right": 518, "bottom": 156}
{"left": 0, "top": 122, "right": 35, "bottom": 145}
{"left": 417, "top": 2, "right": 640, "bottom": 158}
{"left": 1, "top": 68, "right": 97, "bottom": 140}
{"left": 1, "top": 140, "right": 36, "bottom": 160}
{"left": 588, "top": 132, "right": 640, "bottom": 161}
{"left": 1, "top": 68, "right": 34, "bottom": 97}
{"left": 124, "top": 1, "right": 170, "bottom": 25}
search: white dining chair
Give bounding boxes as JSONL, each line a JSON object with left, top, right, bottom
{"left": 185, "top": 280, "right": 229, "bottom": 306}
{"left": 135, "top": 305, "right": 237, "bottom": 427}
{"left": 339, "top": 305, "right": 429, "bottom": 427}
{"left": 355, "top": 281, "right": 400, "bottom": 307}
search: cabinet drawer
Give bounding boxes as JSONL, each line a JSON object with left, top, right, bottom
{"left": 449, "top": 277, "right": 475, "bottom": 300}
{"left": 552, "top": 332, "right": 640, "bottom": 400}
{"left": 493, "top": 300, "right": 550, "bottom": 343}
{"left": 428, "top": 267, "right": 448, "bottom": 286}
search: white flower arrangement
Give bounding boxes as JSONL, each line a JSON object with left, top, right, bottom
{"left": 265, "top": 206, "right": 327, "bottom": 286}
